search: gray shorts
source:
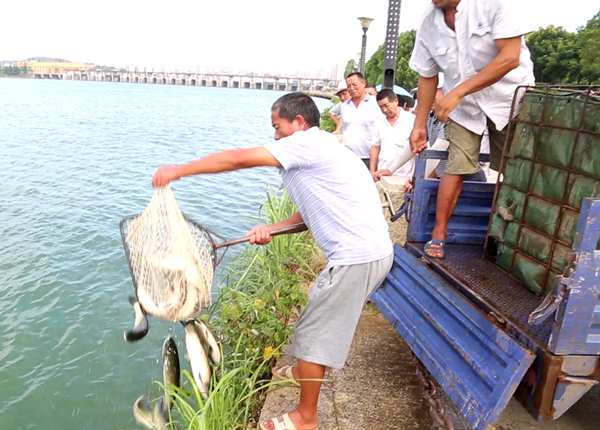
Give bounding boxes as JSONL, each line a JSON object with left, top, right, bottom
{"left": 291, "top": 253, "right": 394, "bottom": 369}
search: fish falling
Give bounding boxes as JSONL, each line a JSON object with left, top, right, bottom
{"left": 183, "top": 319, "right": 213, "bottom": 398}
{"left": 132, "top": 336, "right": 180, "bottom": 430}
{"left": 131, "top": 322, "right": 221, "bottom": 428}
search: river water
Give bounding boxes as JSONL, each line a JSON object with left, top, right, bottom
{"left": 0, "top": 78, "right": 330, "bottom": 430}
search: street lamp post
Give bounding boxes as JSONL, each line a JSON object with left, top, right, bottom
{"left": 357, "top": 17, "right": 373, "bottom": 76}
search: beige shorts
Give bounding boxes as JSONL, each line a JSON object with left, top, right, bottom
{"left": 445, "top": 118, "right": 512, "bottom": 175}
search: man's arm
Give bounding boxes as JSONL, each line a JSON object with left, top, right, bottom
{"left": 409, "top": 75, "right": 438, "bottom": 155}
{"left": 434, "top": 37, "right": 523, "bottom": 121}
{"left": 328, "top": 112, "right": 343, "bottom": 134}
{"left": 369, "top": 145, "right": 381, "bottom": 175}
{"left": 152, "top": 147, "right": 281, "bottom": 187}
{"left": 247, "top": 212, "right": 306, "bottom": 245}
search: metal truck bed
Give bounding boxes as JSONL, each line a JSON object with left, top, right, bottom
{"left": 405, "top": 242, "right": 553, "bottom": 350}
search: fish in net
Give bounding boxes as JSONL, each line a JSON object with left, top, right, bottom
{"left": 122, "top": 186, "right": 215, "bottom": 322}
{"left": 120, "top": 186, "right": 307, "bottom": 341}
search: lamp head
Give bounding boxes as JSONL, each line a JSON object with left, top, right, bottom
{"left": 357, "top": 17, "right": 373, "bottom": 31}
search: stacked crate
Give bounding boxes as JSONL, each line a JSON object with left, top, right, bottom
{"left": 486, "top": 87, "right": 600, "bottom": 295}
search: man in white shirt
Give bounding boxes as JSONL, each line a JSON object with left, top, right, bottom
{"left": 370, "top": 89, "right": 416, "bottom": 181}
{"left": 408, "top": 0, "right": 535, "bottom": 259}
{"left": 329, "top": 88, "right": 350, "bottom": 135}
{"left": 152, "top": 92, "right": 393, "bottom": 430}
{"left": 340, "top": 72, "right": 384, "bottom": 168}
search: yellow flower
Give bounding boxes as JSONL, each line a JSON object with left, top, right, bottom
{"left": 253, "top": 298, "right": 266, "bottom": 309}
{"left": 263, "top": 346, "right": 275, "bottom": 360}
{"left": 274, "top": 290, "right": 280, "bottom": 299}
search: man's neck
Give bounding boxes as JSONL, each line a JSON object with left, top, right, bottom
{"left": 352, "top": 93, "right": 366, "bottom": 107}
{"left": 443, "top": 0, "right": 460, "bottom": 31}
{"left": 387, "top": 111, "right": 399, "bottom": 126}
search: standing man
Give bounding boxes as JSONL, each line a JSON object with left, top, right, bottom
{"left": 409, "top": 0, "right": 534, "bottom": 259}
{"left": 329, "top": 88, "right": 351, "bottom": 136}
{"left": 152, "top": 93, "right": 393, "bottom": 430}
{"left": 340, "top": 72, "right": 383, "bottom": 168}
{"left": 370, "top": 89, "right": 415, "bottom": 181}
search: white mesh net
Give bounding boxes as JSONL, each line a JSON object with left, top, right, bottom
{"left": 124, "top": 186, "right": 214, "bottom": 321}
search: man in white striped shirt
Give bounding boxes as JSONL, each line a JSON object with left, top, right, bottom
{"left": 152, "top": 92, "right": 393, "bottom": 430}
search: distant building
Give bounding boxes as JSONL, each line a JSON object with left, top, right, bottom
{"left": 18, "top": 61, "right": 94, "bottom": 75}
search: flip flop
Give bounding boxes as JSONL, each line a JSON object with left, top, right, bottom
{"left": 424, "top": 239, "right": 446, "bottom": 260}
{"left": 259, "top": 412, "right": 318, "bottom": 430}
{"left": 272, "top": 365, "right": 301, "bottom": 387}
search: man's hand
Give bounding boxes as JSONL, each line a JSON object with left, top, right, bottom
{"left": 433, "top": 89, "right": 462, "bottom": 122}
{"left": 409, "top": 127, "right": 428, "bottom": 155}
{"left": 372, "top": 169, "right": 392, "bottom": 182}
{"left": 246, "top": 225, "right": 272, "bottom": 245}
{"left": 152, "top": 166, "right": 182, "bottom": 187}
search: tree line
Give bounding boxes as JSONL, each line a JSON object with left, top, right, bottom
{"left": 348, "top": 9, "right": 600, "bottom": 89}
{"left": 0, "top": 65, "right": 29, "bottom": 75}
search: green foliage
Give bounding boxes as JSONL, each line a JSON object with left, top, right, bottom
{"left": 578, "top": 10, "right": 600, "bottom": 84}
{"left": 527, "top": 26, "right": 580, "bottom": 83}
{"left": 344, "top": 59, "right": 357, "bottom": 78}
{"left": 526, "top": 9, "right": 600, "bottom": 84}
{"left": 2, "top": 65, "right": 24, "bottom": 75}
{"left": 164, "top": 351, "right": 271, "bottom": 429}
{"left": 364, "top": 30, "right": 418, "bottom": 90}
{"left": 216, "top": 190, "right": 315, "bottom": 360}
{"left": 319, "top": 102, "right": 338, "bottom": 133}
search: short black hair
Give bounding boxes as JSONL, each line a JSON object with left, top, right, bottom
{"left": 376, "top": 89, "right": 397, "bottom": 103}
{"left": 271, "top": 92, "right": 320, "bottom": 128}
{"left": 345, "top": 72, "right": 365, "bottom": 81}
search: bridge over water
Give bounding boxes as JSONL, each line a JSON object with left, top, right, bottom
{"left": 58, "top": 70, "right": 338, "bottom": 92}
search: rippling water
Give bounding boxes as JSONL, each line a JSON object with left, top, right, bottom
{"left": 0, "top": 78, "right": 329, "bottom": 429}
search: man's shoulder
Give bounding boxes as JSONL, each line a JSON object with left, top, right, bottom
{"left": 416, "top": 4, "right": 437, "bottom": 30}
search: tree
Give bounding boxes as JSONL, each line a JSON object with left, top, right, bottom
{"left": 526, "top": 26, "right": 580, "bottom": 84}
{"left": 363, "top": 30, "right": 419, "bottom": 90}
{"left": 343, "top": 59, "right": 357, "bottom": 78}
{"left": 578, "top": 10, "right": 600, "bottom": 84}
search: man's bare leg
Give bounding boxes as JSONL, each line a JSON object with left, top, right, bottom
{"left": 262, "top": 359, "right": 323, "bottom": 430}
{"left": 427, "top": 173, "right": 464, "bottom": 257}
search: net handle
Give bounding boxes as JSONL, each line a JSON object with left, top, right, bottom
{"left": 214, "top": 222, "right": 308, "bottom": 249}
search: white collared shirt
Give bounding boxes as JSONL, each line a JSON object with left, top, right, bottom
{"left": 340, "top": 93, "right": 384, "bottom": 158}
{"left": 409, "top": 0, "right": 535, "bottom": 134}
{"left": 372, "top": 109, "right": 416, "bottom": 176}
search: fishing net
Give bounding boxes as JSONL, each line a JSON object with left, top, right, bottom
{"left": 121, "top": 186, "right": 215, "bottom": 321}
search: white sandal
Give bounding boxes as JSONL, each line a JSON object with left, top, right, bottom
{"left": 271, "top": 365, "right": 301, "bottom": 387}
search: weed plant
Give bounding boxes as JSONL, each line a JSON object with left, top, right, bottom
{"left": 162, "top": 189, "right": 321, "bottom": 429}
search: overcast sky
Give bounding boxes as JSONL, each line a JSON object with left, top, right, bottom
{"left": 2, "top": 1, "right": 598, "bottom": 78}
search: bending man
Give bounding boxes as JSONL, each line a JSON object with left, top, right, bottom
{"left": 152, "top": 92, "right": 393, "bottom": 430}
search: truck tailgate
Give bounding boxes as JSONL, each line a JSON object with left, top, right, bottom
{"left": 372, "top": 244, "right": 536, "bottom": 430}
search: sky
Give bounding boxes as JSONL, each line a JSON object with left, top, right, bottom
{"left": 2, "top": 0, "right": 598, "bottom": 79}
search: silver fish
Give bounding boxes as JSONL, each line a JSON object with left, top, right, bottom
{"left": 124, "top": 295, "right": 149, "bottom": 342}
{"left": 183, "top": 320, "right": 211, "bottom": 398}
{"left": 132, "top": 395, "right": 169, "bottom": 430}
{"left": 162, "top": 337, "right": 180, "bottom": 410}
{"left": 193, "top": 319, "right": 221, "bottom": 365}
